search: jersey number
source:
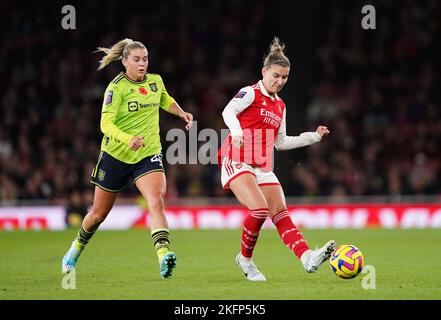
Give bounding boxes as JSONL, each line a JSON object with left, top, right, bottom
{"left": 151, "top": 154, "right": 163, "bottom": 165}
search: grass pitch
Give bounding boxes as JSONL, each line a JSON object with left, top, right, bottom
{"left": 1, "top": 228, "right": 440, "bottom": 300}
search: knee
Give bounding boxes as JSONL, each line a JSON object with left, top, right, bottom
{"left": 242, "top": 197, "right": 268, "bottom": 212}
{"left": 146, "top": 192, "right": 165, "bottom": 212}
{"left": 88, "top": 208, "right": 109, "bottom": 225}
{"left": 248, "top": 204, "right": 269, "bottom": 213}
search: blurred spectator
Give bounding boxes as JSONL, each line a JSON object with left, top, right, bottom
{"left": 65, "top": 190, "right": 90, "bottom": 228}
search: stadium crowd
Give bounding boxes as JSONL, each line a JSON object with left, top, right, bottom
{"left": 0, "top": 0, "right": 440, "bottom": 208}
{"left": 285, "top": 0, "right": 441, "bottom": 198}
{"left": 0, "top": 0, "right": 272, "bottom": 205}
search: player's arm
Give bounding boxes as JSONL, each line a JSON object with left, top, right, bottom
{"left": 274, "top": 109, "right": 329, "bottom": 151}
{"left": 166, "top": 102, "right": 193, "bottom": 130}
{"left": 159, "top": 76, "right": 193, "bottom": 130}
{"left": 222, "top": 86, "right": 255, "bottom": 147}
{"left": 101, "top": 113, "right": 144, "bottom": 150}
{"left": 100, "top": 86, "right": 143, "bottom": 150}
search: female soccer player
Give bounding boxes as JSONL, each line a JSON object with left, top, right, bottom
{"left": 62, "top": 39, "right": 193, "bottom": 279}
{"left": 219, "top": 37, "right": 335, "bottom": 281}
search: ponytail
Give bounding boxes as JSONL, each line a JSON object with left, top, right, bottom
{"left": 95, "top": 38, "right": 146, "bottom": 71}
{"left": 263, "top": 37, "right": 290, "bottom": 68}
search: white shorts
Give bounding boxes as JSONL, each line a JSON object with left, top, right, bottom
{"left": 221, "top": 157, "right": 280, "bottom": 190}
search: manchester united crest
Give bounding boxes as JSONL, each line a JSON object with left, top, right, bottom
{"left": 149, "top": 83, "right": 158, "bottom": 92}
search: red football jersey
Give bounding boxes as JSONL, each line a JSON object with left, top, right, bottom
{"left": 219, "top": 81, "right": 285, "bottom": 171}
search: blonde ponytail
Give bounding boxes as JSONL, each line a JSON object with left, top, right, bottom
{"left": 263, "top": 37, "right": 290, "bottom": 68}
{"left": 95, "top": 38, "right": 146, "bottom": 71}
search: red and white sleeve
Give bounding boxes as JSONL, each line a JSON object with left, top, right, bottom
{"left": 275, "top": 109, "right": 322, "bottom": 150}
{"left": 221, "top": 86, "right": 255, "bottom": 136}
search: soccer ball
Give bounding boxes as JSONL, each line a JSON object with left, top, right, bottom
{"left": 330, "top": 244, "right": 364, "bottom": 279}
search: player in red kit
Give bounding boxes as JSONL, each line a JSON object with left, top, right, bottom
{"left": 219, "top": 37, "right": 335, "bottom": 281}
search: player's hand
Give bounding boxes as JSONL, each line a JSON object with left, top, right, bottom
{"left": 231, "top": 135, "right": 243, "bottom": 148}
{"left": 181, "top": 112, "right": 193, "bottom": 130}
{"left": 316, "top": 126, "right": 330, "bottom": 137}
{"left": 129, "top": 136, "right": 145, "bottom": 151}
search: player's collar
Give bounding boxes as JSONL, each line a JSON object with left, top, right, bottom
{"left": 258, "top": 80, "right": 280, "bottom": 101}
{"left": 123, "top": 72, "right": 148, "bottom": 84}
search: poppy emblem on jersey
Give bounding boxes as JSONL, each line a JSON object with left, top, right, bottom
{"left": 235, "top": 163, "right": 243, "bottom": 169}
{"left": 139, "top": 87, "right": 148, "bottom": 95}
{"left": 104, "top": 90, "right": 113, "bottom": 105}
{"left": 234, "top": 91, "right": 246, "bottom": 99}
{"left": 149, "top": 83, "right": 158, "bottom": 92}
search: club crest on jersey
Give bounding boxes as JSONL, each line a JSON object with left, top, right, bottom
{"left": 235, "top": 163, "right": 243, "bottom": 169}
{"left": 234, "top": 91, "right": 247, "bottom": 99}
{"left": 130, "top": 88, "right": 136, "bottom": 94}
{"left": 98, "top": 169, "right": 106, "bottom": 182}
{"left": 149, "top": 83, "right": 158, "bottom": 92}
{"left": 104, "top": 90, "right": 113, "bottom": 105}
{"left": 139, "top": 87, "right": 148, "bottom": 95}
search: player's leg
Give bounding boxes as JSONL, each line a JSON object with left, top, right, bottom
{"left": 260, "top": 182, "right": 335, "bottom": 273}
{"left": 62, "top": 151, "right": 127, "bottom": 273}
{"left": 135, "top": 171, "right": 176, "bottom": 279}
{"left": 229, "top": 173, "right": 269, "bottom": 281}
{"left": 62, "top": 186, "right": 118, "bottom": 273}
{"left": 80, "top": 186, "right": 118, "bottom": 242}
{"left": 260, "top": 184, "right": 310, "bottom": 258}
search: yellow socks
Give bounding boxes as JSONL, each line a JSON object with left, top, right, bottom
{"left": 151, "top": 228, "right": 171, "bottom": 262}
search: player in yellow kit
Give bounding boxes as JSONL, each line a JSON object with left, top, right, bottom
{"left": 62, "top": 38, "right": 193, "bottom": 278}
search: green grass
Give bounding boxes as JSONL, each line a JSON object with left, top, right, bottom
{"left": 0, "top": 229, "right": 440, "bottom": 299}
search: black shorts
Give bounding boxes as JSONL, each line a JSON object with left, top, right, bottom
{"left": 90, "top": 151, "right": 164, "bottom": 192}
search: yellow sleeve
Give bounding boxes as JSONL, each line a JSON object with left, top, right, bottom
{"left": 158, "top": 75, "right": 176, "bottom": 111}
{"left": 100, "top": 83, "right": 134, "bottom": 145}
{"left": 100, "top": 112, "right": 134, "bottom": 146}
{"left": 102, "top": 83, "right": 122, "bottom": 113}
